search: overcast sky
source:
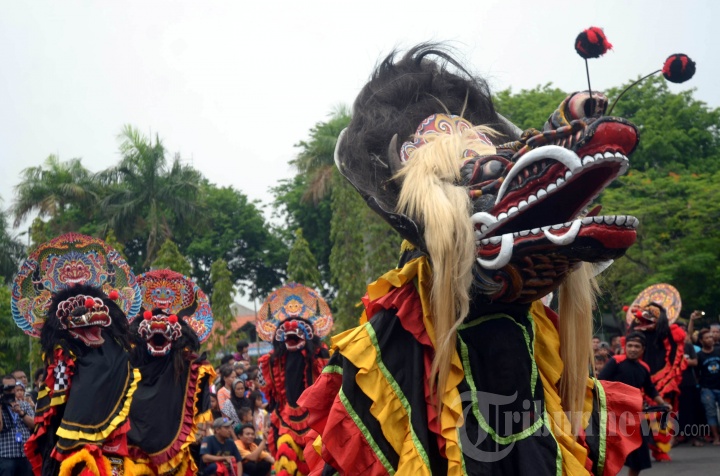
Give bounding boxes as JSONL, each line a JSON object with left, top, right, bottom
{"left": 1, "top": 0, "right": 717, "bottom": 233}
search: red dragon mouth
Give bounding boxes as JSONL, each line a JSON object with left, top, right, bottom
{"left": 68, "top": 325, "right": 106, "bottom": 348}
{"left": 472, "top": 120, "right": 638, "bottom": 271}
{"left": 138, "top": 317, "right": 182, "bottom": 357}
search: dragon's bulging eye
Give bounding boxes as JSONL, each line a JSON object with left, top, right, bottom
{"left": 564, "top": 92, "right": 607, "bottom": 122}
{"left": 567, "top": 93, "right": 594, "bottom": 120}
{"left": 482, "top": 160, "right": 504, "bottom": 179}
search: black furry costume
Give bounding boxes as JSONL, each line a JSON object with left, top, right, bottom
{"left": 29, "top": 285, "right": 140, "bottom": 476}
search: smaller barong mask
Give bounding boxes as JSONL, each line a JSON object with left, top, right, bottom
{"left": 625, "top": 283, "right": 681, "bottom": 331}
{"left": 256, "top": 283, "right": 333, "bottom": 351}
{"left": 134, "top": 269, "right": 214, "bottom": 356}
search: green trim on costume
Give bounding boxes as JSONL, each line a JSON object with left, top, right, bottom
{"left": 458, "top": 313, "right": 539, "bottom": 410}
{"left": 365, "top": 323, "right": 432, "bottom": 472}
{"left": 458, "top": 313, "right": 538, "bottom": 393}
{"left": 595, "top": 378, "right": 608, "bottom": 475}
{"left": 457, "top": 427, "right": 468, "bottom": 475}
{"left": 541, "top": 410, "right": 563, "bottom": 476}
{"left": 457, "top": 333, "right": 544, "bottom": 445}
{"left": 322, "top": 365, "right": 343, "bottom": 375}
{"left": 339, "top": 388, "right": 396, "bottom": 475}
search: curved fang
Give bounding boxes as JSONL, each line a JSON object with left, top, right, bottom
{"left": 477, "top": 233, "right": 514, "bottom": 270}
{"left": 496, "top": 145, "right": 583, "bottom": 205}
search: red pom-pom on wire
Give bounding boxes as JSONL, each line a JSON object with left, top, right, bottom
{"left": 168, "top": 314, "right": 178, "bottom": 324}
{"left": 84, "top": 297, "right": 96, "bottom": 309}
{"left": 143, "top": 310, "right": 153, "bottom": 320}
{"left": 108, "top": 289, "right": 119, "bottom": 300}
{"left": 662, "top": 54, "right": 696, "bottom": 83}
{"left": 575, "top": 26, "right": 613, "bottom": 59}
{"left": 622, "top": 305, "right": 629, "bottom": 312}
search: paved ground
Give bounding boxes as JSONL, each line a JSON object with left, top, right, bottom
{"left": 616, "top": 442, "right": 720, "bottom": 475}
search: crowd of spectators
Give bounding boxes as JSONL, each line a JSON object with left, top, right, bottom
{"left": 593, "top": 316, "right": 720, "bottom": 449}
{"left": 194, "top": 340, "right": 273, "bottom": 476}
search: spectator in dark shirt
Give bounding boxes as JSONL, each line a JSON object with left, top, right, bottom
{"left": 675, "top": 334, "right": 703, "bottom": 446}
{"left": 599, "top": 332, "right": 671, "bottom": 476}
{"left": 0, "top": 375, "right": 35, "bottom": 476}
{"left": 697, "top": 328, "right": 720, "bottom": 445}
{"left": 199, "top": 417, "right": 243, "bottom": 476}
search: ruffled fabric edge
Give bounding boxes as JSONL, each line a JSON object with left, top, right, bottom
{"left": 149, "top": 360, "right": 215, "bottom": 475}
{"left": 334, "top": 323, "right": 430, "bottom": 475}
{"left": 53, "top": 366, "right": 140, "bottom": 449}
{"left": 26, "top": 348, "right": 77, "bottom": 476}
{"left": 57, "top": 446, "right": 112, "bottom": 476}
{"left": 362, "top": 256, "right": 465, "bottom": 475}
{"left": 650, "top": 323, "right": 687, "bottom": 400}
{"left": 531, "top": 301, "right": 595, "bottom": 475}
{"left": 595, "top": 380, "right": 643, "bottom": 476}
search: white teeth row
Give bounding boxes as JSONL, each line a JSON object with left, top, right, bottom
{"left": 581, "top": 151, "right": 626, "bottom": 166}
{"left": 495, "top": 146, "right": 629, "bottom": 206}
{"left": 496, "top": 145, "right": 581, "bottom": 205}
{"left": 580, "top": 215, "right": 638, "bottom": 227}
{"left": 475, "top": 215, "right": 639, "bottom": 245}
{"left": 473, "top": 150, "right": 629, "bottom": 240}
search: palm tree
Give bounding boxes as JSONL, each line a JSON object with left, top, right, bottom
{"left": 0, "top": 200, "right": 25, "bottom": 283}
{"left": 99, "top": 125, "right": 202, "bottom": 267}
{"left": 293, "top": 105, "right": 351, "bottom": 203}
{"left": 11, "top": 155, "right": 97, "bottom": 227}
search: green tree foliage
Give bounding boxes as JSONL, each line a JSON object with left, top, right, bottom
{"left": 209, "top": 259, "right": 235, "bottom": 351}
{"left": 0, "top": 204, "right": 25, "bottom": 284}
{"left": 599, "top": 171, "right": 720, "bottom": 319}
{"left": 605, "top": 76, "right": 720, "bottom": 173}
{"left": 494, "top": 84, "right": 569, "bottom": 131}
{"left": 104, "top": 229, "right": 128, "bottom": 261}
{"left": 99, "top": 125, "right": 203, "bottom": 268}
{"left": 328, "top": 173, "right": 370, "bottom": 330}
{"left": 272, "top": 174, "right": 333, "bottom": 287}
{"left": 286, "top": 228, "right": 322, "bottom": 290}
{"left": 0, "top": 281, "right": 41, "bottom": 375}
{"left": 274, "top": 108, "right": 402, "bottom": 331}
{"left": 11, "top": 155, "right": 98, "bottom": 228}
{"left": 177, "top": 183, "right": 286, "bottom": 299}
{"left": 150, "top": 239, "right": 192, "bottom": 276}
{"left": 273, "top": 108, "right": 349, "bottom": 288}
{"left": 495, "top": 78, "right": 720, "bottom": 329}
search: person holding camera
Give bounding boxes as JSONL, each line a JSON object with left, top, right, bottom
{"left": 0, "top": 375, "right": 35, "bottom": 476}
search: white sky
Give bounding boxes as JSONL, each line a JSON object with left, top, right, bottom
{"left": 1, "top": 0, "right": 717, "bottom": 230}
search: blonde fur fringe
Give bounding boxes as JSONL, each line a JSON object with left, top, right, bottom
{"left": 395, "top": 125, "right": 496, "bottom": 405}
{"left": 558, "top": 262, "right": 598, "bottom": 436}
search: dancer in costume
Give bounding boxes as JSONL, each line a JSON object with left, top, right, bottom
{"left": 126, "top": 269, "right": 216, "bottom": 475}
{"left": 11, "top": 233, "right": 142, "bottom": 476}
{"left": 298, "top": 42, "right": 651, "bottom": 475}
{"left": 256, "top": 283, "right": 332, "bottom": 476}
{"left": 624, "top": 284, "right": 686, "bottom": 462}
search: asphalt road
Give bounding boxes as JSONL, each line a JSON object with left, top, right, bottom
{"left": 616, "top": 442, "right": 720, "bottom": 475}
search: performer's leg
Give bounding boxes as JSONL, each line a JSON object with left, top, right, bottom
{"left": 700, "top": 388, "right": 720, "bottom": 444}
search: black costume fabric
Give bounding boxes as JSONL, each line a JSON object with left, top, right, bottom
{"left": 29, "top": 335, "right": 139, "bottom": 475}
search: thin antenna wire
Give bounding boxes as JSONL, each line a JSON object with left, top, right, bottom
{"left": 606, "top": 70, "right": 660, "bottom": 116}
{"left": 585, "top": 58, "right": 592, "bottom": 96}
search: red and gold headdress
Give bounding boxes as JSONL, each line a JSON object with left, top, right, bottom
{"left": 625, "top": 283, "right": 682, "bottom": 327}
{"left": 135, "top": 269, "right": 214, "bottom": 343}
{"left": 255, "top": 282, "right": 333, "bottom": 343}
{"left": 11, "top": 232, "right": 141, "bottom": 337}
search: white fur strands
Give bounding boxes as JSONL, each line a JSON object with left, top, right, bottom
{"left": 394, "top": 124, "right": 496, "bottom": 406}
{"left": 558, "top": 261, "right": 598, "bottom": 436}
